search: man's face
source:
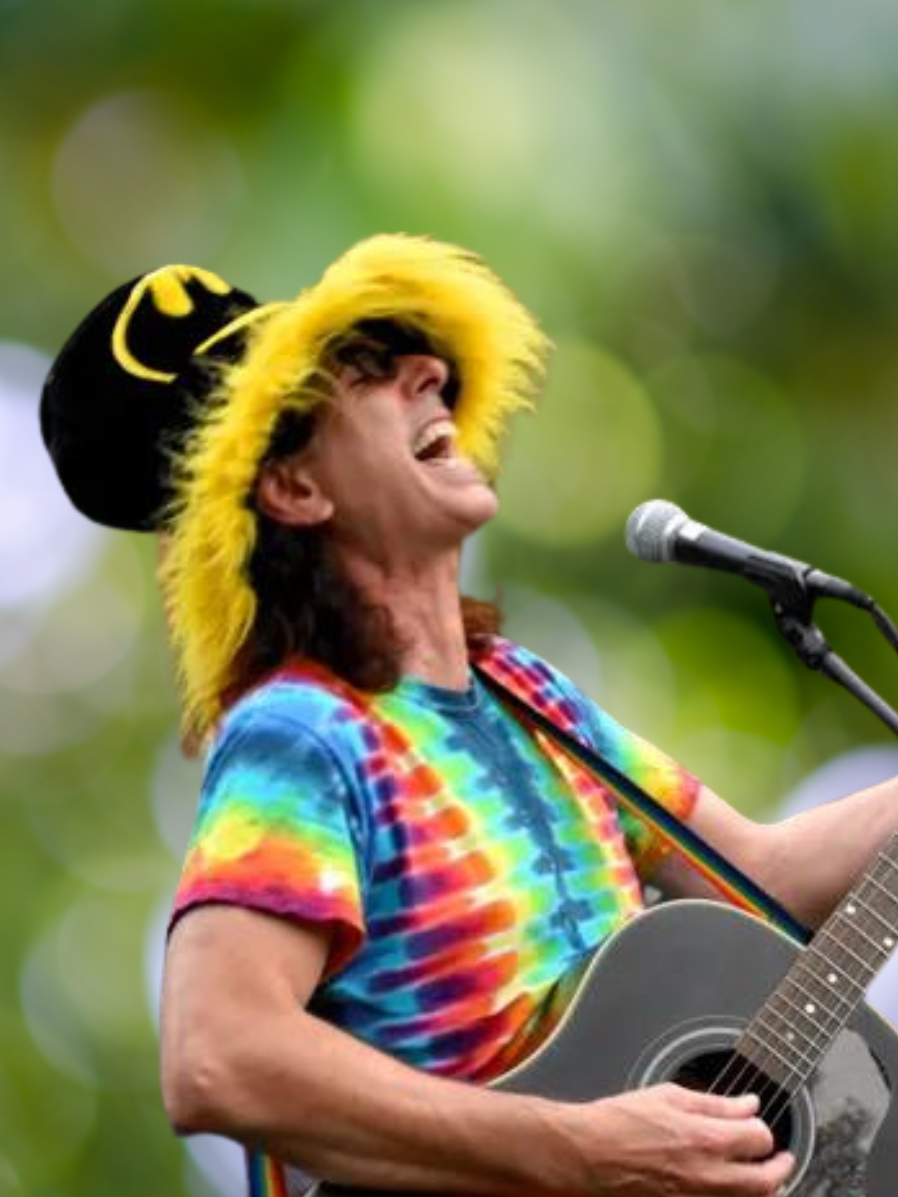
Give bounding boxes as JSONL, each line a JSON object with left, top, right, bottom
{"left": 263, "top": 342, "right": 499, "bottom": 570}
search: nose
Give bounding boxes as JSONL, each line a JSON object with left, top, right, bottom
{"left": 402, "top": 354, "right": 450, "bottom": 401}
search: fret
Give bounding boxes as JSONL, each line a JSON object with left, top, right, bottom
{"left": 737, "top": 1028, "right": 806, "bottom": 1087}
{"left": 755, "top": 995, "right": 840, "bottom": 1088}
{"left": 744, "top": 1001, "right": 820, "bottom": 1055}
{"left": 742, "top": 1011, "right": 819, "bottom": 1073}
{"left": 786, "top": 964, "right": 857, "bottom": 1020}
{"left": 868, "top": 850, "right": 898, "bottom": 880}
{"left": 826, "top": 908, "right": 891, "bottom": 959}
{"left": 860, "top": 841, "right": 898, "bottom": 906}
{"left": 799, "top": 952, "right": 866, "bottom": 1019}
{"left": 766, "top": 986, "right": 839, "bottom": 1043}
{"left": 769, "top": 982, "right": 852, "bottom": 1049}
{"left": 799, "top": 952, "right": 865, "bottom": 1000}
{"left": 849, "top": 892, "right": 896, "bottom": 936}
{"left": 797, "top": 943, "right": 865, "bottom": 988}
{"left": 859, "top": 875, "right": 898, "bottom": 932}
{"left": 839, "top": 920, "right": 892, "bottom": 961}
{"left": 779, "top": 974, "right": 848, "bottom": 1029}
{"left": 874, "top": 852, "right": 898, "bottom": 876}
{"left": 813, "top": 923, "right": 879, "bottom": 977}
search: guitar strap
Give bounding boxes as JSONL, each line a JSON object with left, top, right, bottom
{"left": 473, "top": 663, "right": 811, "bottom": 946}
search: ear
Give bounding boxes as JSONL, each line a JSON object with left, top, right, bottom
{"left": 255, "top": 457, "right": 334, "bottom": 528}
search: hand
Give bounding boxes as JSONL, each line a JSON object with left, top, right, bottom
{"left": 570, "top": 1083, "right": 795, "bottom": 1196}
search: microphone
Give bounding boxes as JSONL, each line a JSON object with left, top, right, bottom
{"left": 625, "top": 499, "right": 868, "bottom": 606}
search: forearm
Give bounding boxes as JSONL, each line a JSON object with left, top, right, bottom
{"left": 168, "top": 1004, "right": 582, "bottom": 1194}
{"left": 163, "top": 909, "right": 793, "bottom": 1196}
{"left": 760, "top": 776, "right": 898, "bottom": 928}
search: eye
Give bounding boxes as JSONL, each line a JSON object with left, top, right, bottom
{"left": 340, "top": 341, "right": 396, "bottom": 382}
{"left": 441, "top": 369, "right": 461, "bottom": 410}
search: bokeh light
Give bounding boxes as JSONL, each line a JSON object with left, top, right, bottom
{"left": 51, "top": 90, "right": 244, "bottom": 277}
{"left": 21, "top": 894, "right": 157, "bottom": 1089}
{"left": 671, "top": 235, "right": 779, "bottom": 339}
{"left": 501, "top": 586, "right": 603, "bottom": 699}
{"left": 150, "top": 733, "right": 204, "bottom": 860}
{"left": 1, "top": 536, "right": 145, "bottom": 697}
{"left": 0, "top": 1001, "right": 97, "bottom": 1192}
{"left": 568, "top": 596, "right": 679, "bottom": 741}
{"left": 0, "top": 539, "right": 146, "bottom": 756}
{"left": 685, "top": 358, "right": 807, "bottom": 539}
{"left": 0, "top": 343, "right": 105, "bottom": 613}
{"left": 648, "top": 605, "right": 804, "bottom": 812}
{"left": 351, "top": 0, "right": 629, "bottom": 239}
{"left": 498, "top": 341, "right": 663, "bottom": 547}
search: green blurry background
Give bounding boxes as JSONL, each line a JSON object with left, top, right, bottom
{"left": 3, "top": 0, "right": 898, "bottom": 1192}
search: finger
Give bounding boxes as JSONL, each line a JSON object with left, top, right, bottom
{"left": 729, "top": 1116, "right": 776, "bottom": 1162}
{"left": 749, "top": 1150, "right": 796, "bottom": 1195}
{"left": 688, "top": 1110, "right": 775, "bottom": 1164}
{"left": 713, "top": 1152, "right": 795, "bottom": 1197}
{"left": 766, "top": 1150, "right": 796, "bottom": 1183}
{"left": 672, "top": 1086, "right": 761, "bottom": 1118}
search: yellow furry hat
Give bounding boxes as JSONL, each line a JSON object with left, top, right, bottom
{"left": 152, "top": 234, "right": 550, "bottom": 739}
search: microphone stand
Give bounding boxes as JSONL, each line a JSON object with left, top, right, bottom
{"left": 767, "top": 578, "right": 898, "bottom": 739}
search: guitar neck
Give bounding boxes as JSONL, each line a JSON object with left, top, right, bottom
{"left": 738, "top": 825, "right": 898, "bottom": 1089}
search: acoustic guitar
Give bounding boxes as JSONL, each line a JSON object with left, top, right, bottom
{"left": 318, "top": 826, "right": 898, "bottom": 1196}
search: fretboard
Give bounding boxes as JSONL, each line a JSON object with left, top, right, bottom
{"left": 736, "top": 827, "right": 898, "bottom": 1091}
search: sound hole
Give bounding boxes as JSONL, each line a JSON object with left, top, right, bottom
{"left": 672, "top": 1049, "right": 794, "bottom": 1154}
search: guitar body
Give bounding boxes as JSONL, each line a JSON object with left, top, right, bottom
{"left": 315, "top": 900, "right": 898, "bottom": 1197}
{"left": 498, "top": 900, "right": 898, "bottom": 1197}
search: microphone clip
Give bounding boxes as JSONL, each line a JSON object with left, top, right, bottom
{"left": 744, "top": 556, "right": 816, "bottom": 619}
{"left": 771, "top": 607, "right": 832, "bottom": 672}
{"left": 769, "top": 579, "right": 898, "bottom": 738}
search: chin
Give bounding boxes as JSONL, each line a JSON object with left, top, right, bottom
{"left": 458, "top": 485, "right": 500, "bottom": 533}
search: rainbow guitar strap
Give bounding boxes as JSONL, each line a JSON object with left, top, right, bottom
{"left": 472, "top": 663, "right": 811, "bottom": 947}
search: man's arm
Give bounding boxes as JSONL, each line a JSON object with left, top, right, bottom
{"left": 161, "top": 905, "right": 791, "bottom": 1197}
{"left": 655, "top": 777, "right": 898, "bottom": 927}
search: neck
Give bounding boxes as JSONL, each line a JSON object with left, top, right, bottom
{"left": 344, "top": 550, "right": 471, "bottom": 690}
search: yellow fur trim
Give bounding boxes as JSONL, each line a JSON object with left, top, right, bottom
{"left": 160, "top": 234, "right": 551, "bottom": 739}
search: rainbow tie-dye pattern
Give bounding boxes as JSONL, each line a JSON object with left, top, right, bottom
{"left": 170, "top": 637, "right": 700, "bottom": 1195}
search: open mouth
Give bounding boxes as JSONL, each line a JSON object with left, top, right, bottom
{"left": 412, "top": 417, "right": 456, "bottom": 464}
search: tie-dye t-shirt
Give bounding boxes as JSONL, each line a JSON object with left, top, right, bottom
{"left": 171, "top": 637, "right": 700, "bottom": 1087}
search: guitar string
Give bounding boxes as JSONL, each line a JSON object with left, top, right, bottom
{"left": 761, "top": 860, "right": 898, "bottom": 1135}
{"left": 719, "top": 922, "right": 889, "bottom": 1134}
{"left": 707, "top": 921, "right": 867, "bottom": 1109}
{"left": 710, "top": 991, "right": 840, "bottom": 1132}
{"left": 757, "top": 854, "right": 898, "bottom": 1133}
{"left": 711, "top": 884, "right": 887, "bottom": 1125}
{"left": 705, "top": 856, "right": 898, "bottom": 1136}
{"left": 702, "top": 925, "right": 854, "bottom": 1104}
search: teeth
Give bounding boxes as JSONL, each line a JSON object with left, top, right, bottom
{"left": 412, "top": 418, "right": 456, "bottom": 458}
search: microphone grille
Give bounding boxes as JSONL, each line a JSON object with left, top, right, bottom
{"left": 625, "top": 500, "right": 687, "bottom": 563}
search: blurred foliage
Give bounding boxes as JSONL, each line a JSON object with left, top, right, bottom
{"left": 3, "top": 0, "right": 898, "bottom": 1192}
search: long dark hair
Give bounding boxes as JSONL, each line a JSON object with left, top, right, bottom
{"left": 229, "top": 321, "right": 502, "bottom": 700}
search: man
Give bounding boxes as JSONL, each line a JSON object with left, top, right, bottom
{"left": 41, "top": 235, "right": 898, "bottom": 1196}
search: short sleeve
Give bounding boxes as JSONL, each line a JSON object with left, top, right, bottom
{"left": 582, "top": 706, "right": 701, "bottom": 879}
{"left": 169, "top": 700, "right": 367, "bottom": 976}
